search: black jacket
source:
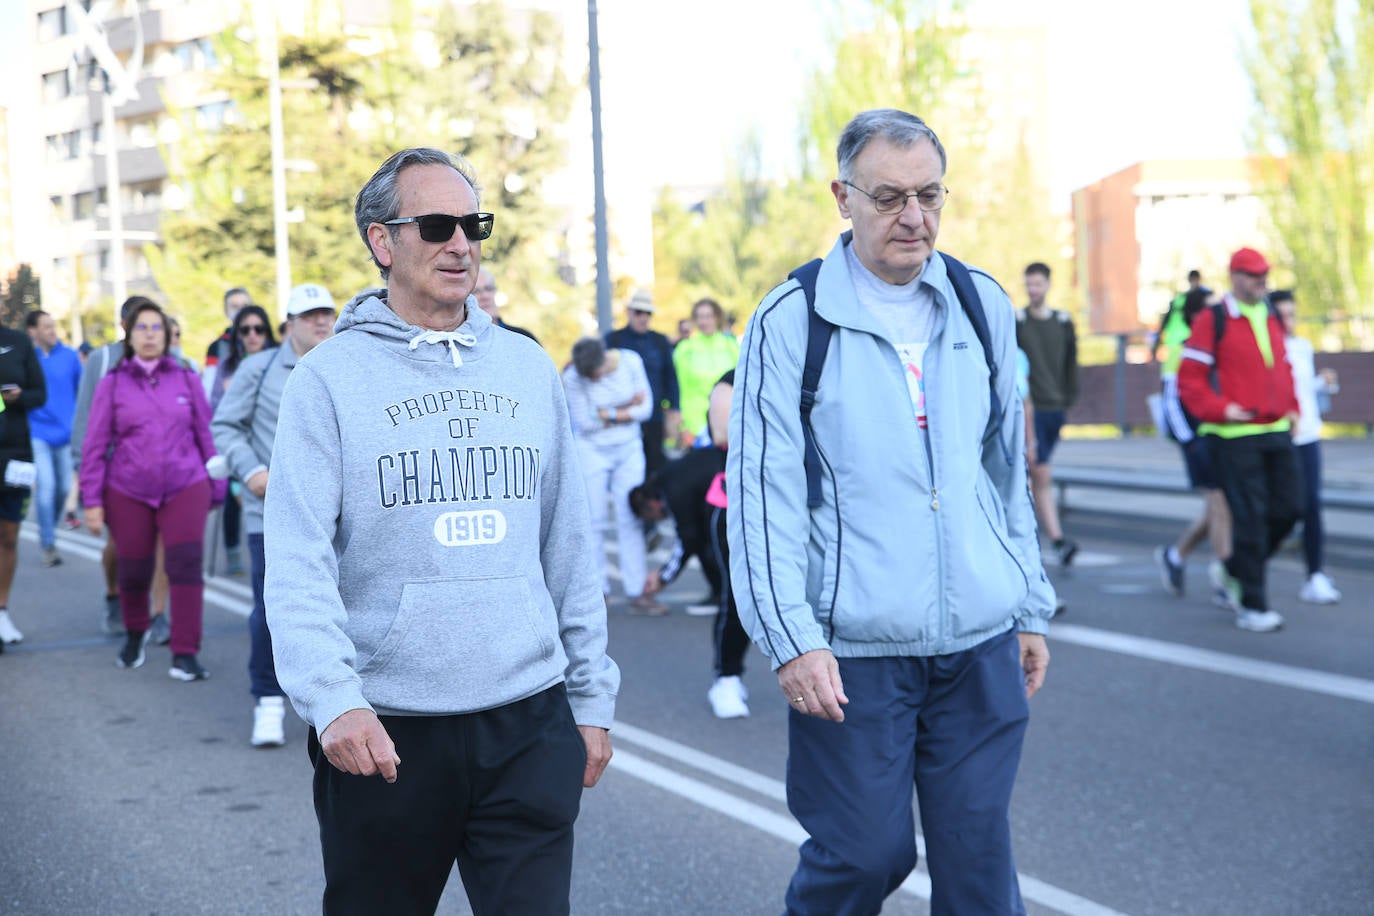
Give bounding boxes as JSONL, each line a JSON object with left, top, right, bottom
{"left": 0, "top": 327, "right": 47, "bottom": 480}
{"left": 652, "top": 446, "right": 724, "bottom": 585}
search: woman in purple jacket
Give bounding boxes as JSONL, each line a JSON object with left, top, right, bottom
{"left": 80, "top": 302, "right": 224, "bottom": 681}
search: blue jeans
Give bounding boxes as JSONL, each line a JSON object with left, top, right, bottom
{"left": 31, "top": 438, "right": 72, "bottom": 549}
{"left": 247, "top": 533, "right": 283, "bottom": 698}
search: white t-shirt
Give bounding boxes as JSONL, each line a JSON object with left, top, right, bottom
{"left": 844, "top": 246, "right": 941, "bottom": 431}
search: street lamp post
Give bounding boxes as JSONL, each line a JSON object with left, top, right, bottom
{"left": 254, "top": 0, "right": 292, "bottom": 321}
{"left": 587, "top": 0, "right": 612, "bottom": 335}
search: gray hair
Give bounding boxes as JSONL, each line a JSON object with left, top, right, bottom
{"left": 836, "top": 109, "right": 947, "bottom": 181}
{"left": 571, "top": 337, "right": 607, "bottom": 379}
{"left": 354, "top": 148, "right": 482, "bottom": 280}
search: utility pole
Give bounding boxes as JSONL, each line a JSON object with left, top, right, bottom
{"left": 67, "top": 0, "right": 143, "bottom": 329}
{"left": 587, "top": 0, "right": 612, "bottom": 335}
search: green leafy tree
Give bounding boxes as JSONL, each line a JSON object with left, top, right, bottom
{"left": 149, "top": 2, "right": 580, "bottom": 359}
{"left": 653, "top": 137, "right": 837, "bottom": 324}
{"left": 654, "top": 0, "right": 1074, "bottom": 329}
{"left": 1, "top": 264, "right": 41, "bottom": 330}
{"left": 1244, "top": 0, "right": 1374, "bottom": 348}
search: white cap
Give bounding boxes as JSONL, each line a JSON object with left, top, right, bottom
{"left": 286, "top": 283, "right": 337, "bottom": 317}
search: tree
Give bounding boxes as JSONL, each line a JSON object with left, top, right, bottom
{"left": 148, "top": 2, "right": 582, "bottom": 359}
{"left": 1244, "top": 0, "right": 1374, "bottom": 348}
{"left": 653, "top": 137, "right": 838, "bottom": 324}
{"left": 654, "top": 0, "right": 1075, "bottom": 328}
{"left": 1, "top": 264, "right": 41, "bottom": 330}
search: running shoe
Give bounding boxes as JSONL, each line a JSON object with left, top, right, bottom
{"left": 169, "top": 654, "right": 210, "bottom": 681}
{"left": 149, "top": 613, "right": 171, "bottom": 646}
{"left": 0, "top": 610, "right": 23, "bottom": 644}
{"left": 1299, "top": 572, "right": 1341, "bottom": 605}
{"left": 1234, "top": 609, "right": 1284, "bottom": 633}
{"left": 1155, "top": 546, "right": 1184, "bottom": 598}
{"left": 707, "top": 676, "right": 750, "bottom": 719}
{"left": 116, "top": 630, "right": 150, "bottom": 669}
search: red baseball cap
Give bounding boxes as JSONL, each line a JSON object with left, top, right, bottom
{"left": 1229, "top": 247, "right": 1270, "bottom": 275}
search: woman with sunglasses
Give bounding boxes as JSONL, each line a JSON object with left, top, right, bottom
{"left": 80, "top": 301, "right": 226, "bottom": 681}
{"left": 209, "top": 306, "right": 277, "bottom": 575}
{"left": 210, "top": 305, "right": 278, "bottom": 409}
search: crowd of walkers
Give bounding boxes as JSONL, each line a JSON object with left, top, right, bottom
{"left": 0, "top": 246, "right": 1348, "bottom": 735}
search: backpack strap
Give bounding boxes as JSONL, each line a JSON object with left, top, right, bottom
{"left": 942, "top": 254, "right": 1008, "bottom": 460}
{"left": 789, "top": 258, "right": 830, "bottom": 510}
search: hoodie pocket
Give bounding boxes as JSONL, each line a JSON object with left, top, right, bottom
{"left": 357, "top": 575, "right": 553, "bottom": 693}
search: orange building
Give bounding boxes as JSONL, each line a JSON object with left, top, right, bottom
{"left": 1071, "top": 158, "right": 1275, "bottom": 334}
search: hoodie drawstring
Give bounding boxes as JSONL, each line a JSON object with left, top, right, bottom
{"left": 408, "top": 329, "right": 478, "bottom": 368}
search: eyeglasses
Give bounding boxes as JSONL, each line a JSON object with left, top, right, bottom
{"left": 134, "top": 322, "right": 164, "bottom": 333}
{"left": 628, "top": 309, "right": 652, "bottom": 317}
{"left": 841, "top": 180, "right": 949, "bottom": 214}
{"left": 382, "top": 212, "right": 495, "bottom": 243}
{"left": 238, "top": 325, "right": 267, "bottom": 337}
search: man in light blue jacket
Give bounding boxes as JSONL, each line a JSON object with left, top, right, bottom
{"left": 727, "top": 108, "right": 1056, "bottom": 915}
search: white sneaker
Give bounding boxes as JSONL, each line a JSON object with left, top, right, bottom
{"left": 1235, "top": 608, "right": 1285, "bottom": 633}
{"left": 251, "top": 696, "right": 287, "bottom": 747}
{"left": 0, "top": 610, "right": 23, "bottom": 644}
{"left": 707, "top": 675, "right": 750, "bottom": 719}
{"left": 1299, "top": 572, "right": 1341, "bottom": 605}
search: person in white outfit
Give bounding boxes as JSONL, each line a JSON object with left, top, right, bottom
{"left": 1272, "top": 290, "right": 1341, "bottom": 604}
{"left": 563, "top": 338, "right": 664, "bottom": 614}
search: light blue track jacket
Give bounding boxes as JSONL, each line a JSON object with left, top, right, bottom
{"left": 727, "top": 236, "right": 1055, "bottom": 670}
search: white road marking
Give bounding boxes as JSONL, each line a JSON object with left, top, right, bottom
{"left": 611, "top": 723, "right": 1127, "bottom": 915}
{"left": 1099, "top": 584, "right": 1151, "bottom": 595}
{"left": 1052, "top": 622, "right": 1374, "bottom": 704}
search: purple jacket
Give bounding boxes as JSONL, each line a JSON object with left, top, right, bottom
{"left": 79, "top": 356, "right": 226, "bottom": 509}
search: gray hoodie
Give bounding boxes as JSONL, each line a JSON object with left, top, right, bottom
{"left": 210, "top": 344, "right": 293, "bottom": 536}
{"left": 264, "top": 289, "right": 618, "bottom": 733}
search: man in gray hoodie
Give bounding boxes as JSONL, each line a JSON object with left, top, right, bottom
{"left": 265, "top": 148, "right": 618, "bottom": 915}
{"left": 211, "top": 282, "right": 337, "bottom": 748}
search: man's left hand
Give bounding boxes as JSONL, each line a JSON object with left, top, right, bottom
{"left": 1017, "top": 633, "right": 1050, "bottom": 698}
{"left": 578, "top": 725, "right": 612, "bottom": 788}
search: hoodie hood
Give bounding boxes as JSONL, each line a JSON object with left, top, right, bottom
{"left": 335, "top": 288, "right": 495, "bottom": 369}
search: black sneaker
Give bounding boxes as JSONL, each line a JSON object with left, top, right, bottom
{"left": 1154, "top": 545, "right": 1184, "bottom": 598}
{"left": 1055, "top": 538, "right": 1079, "bottom": 568}
{"left": 169, "top": 654, "right": 210, "bottom": 682}
{"left": 116, "top": 631, "right": 150, "bottom": 669}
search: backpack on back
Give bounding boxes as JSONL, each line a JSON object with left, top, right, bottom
{"left": 789, "top": 253, "right": 1005, "bottom": 510}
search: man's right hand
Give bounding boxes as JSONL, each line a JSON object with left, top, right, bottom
{"left": 1223, "top": 402, "right": 1255, "bottom": 422}
{"left": 778, "top": 649, "right": 848, "bottom": 722}
{"left": 246, "top": 470, "right": 269, "bottom": 498}
{"left": 320, "top": 708, "right": 401, "bottom": 783}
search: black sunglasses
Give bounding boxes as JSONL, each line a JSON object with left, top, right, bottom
{"left": 238, "top": 324, "right": 268, "bottom": 336}
{"left": 382, "top": 212, "right": 494, "bottom": 243}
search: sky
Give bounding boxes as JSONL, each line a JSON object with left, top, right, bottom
{"left": 585, "top": 0, "right": 1255, "bottom": 205}
{"left": 0, "top": 0, "right": 1258, "bottom": 266}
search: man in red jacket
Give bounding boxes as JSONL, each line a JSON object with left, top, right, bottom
{"left": 1178, "top": 247, "right": 1300, "bottom": 633}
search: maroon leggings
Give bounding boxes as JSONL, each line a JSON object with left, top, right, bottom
{"left": 104, "top": 480, "right": 210, "bottom": 655}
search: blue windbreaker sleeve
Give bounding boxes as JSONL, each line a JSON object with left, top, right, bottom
{"left": 978, "top": 277, "right": 1056, "bottom": 633}
{"left": 725, "top": 283, "right": 832, "bottom": 670}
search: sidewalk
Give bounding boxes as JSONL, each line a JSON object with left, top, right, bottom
{"left": 1052, "top": 435, "right": 1374, "bottom": 544}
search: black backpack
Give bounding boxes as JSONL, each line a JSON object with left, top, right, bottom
{"left": 789, "top": 254, "right": 1005, "bottom": 509}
